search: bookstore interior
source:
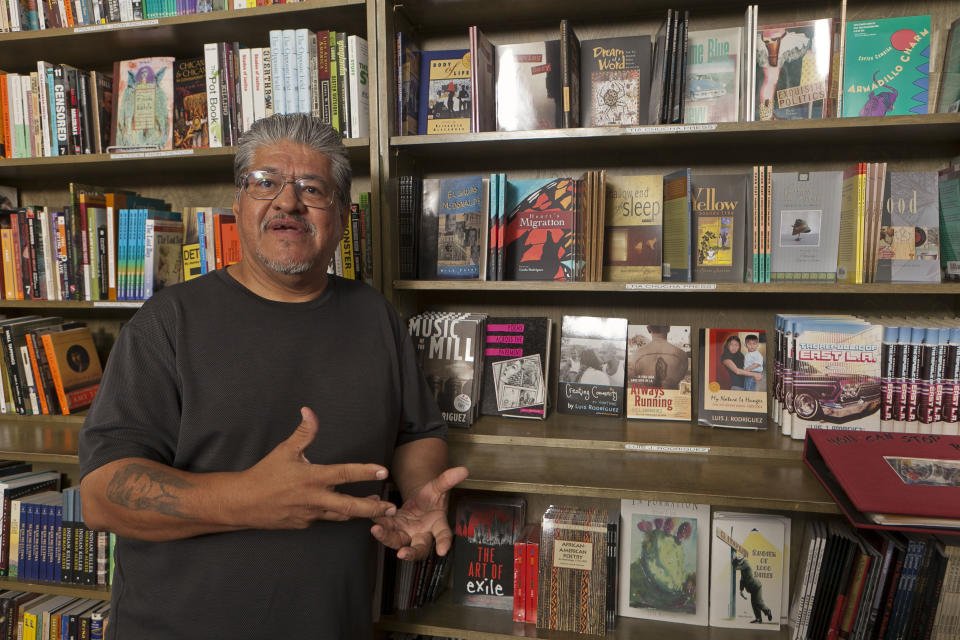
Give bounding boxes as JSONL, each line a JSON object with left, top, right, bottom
{"left": 3, "top": 0, "right": 960, "bottom": 637}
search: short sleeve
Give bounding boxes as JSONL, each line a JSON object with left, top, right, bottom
{"left": 78, "top": 301, "right": 183, "bottom": 480}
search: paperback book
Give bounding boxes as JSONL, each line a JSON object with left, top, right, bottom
{"left": 111, "top": 56, "right": 175, "bottom": 151}
{"left": 684, "top": 27, "right": 742, "bottom": 124}
{"left": 417, "top": 49, "right": 471, "bottom": 135}
{"left": 503, "top": 177, "right": 581, "bottom": 281}
{"left": 496, "top": 40, "right": 562, "bottom": 131}
{"left": 691, "top": 173, "right": 748, "bottom": 282}
{"left": 396, "top": 32, "right": 421, "bottom": 135}
{"left": 662, "top": 169, "right": 692, "bottom": 282}
{"left": 479, "top": 316, "right": 551, "bottom": 420}
{"left": 435, "top": 175, "right": 486, "bottom": 279}
{"left": 619, "top": 500, "right": 709, "bottom": 625}
{"left": 558, "top": 315, "right": 627, "bottom": 417}
{"left": 769, "top": 170, "right": 843, "bottom": 281}
{"left": 754, "top": 19, "right": 833, "bottom": 121}
{"left": 172, "top": 57, "right": 208, "bottom": 149}
{"left": 603, "top": 175, "right": 663, "bottom": 282}
{"left": 579, "top": 35, "right": 651, "bottom": 127}
{"left": 626, "top": 324, "right": 691, "bottom": 421}
{"left": 698, "top": 328, "right": 768, "bottom": 429}
{"left": 876, "top": 171, "right": 940, "bottom": 283}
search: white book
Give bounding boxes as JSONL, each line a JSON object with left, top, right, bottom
{"left": 119, "top": 0, "right": 132, "bottom": 22}
{"left": 39, "top": 209, "right": 55, "bottom": 301}
{"left": 10, "top": 75, "right": 25, "bottom": 158}
{"left": 269, "top": 30, "right": 285, "bottom": 115}
{"left": 0, "top": 0, "right": 9, "bottom": 31}
{"left": 35, "top": 62, "right": 51, "bottom": 157}
{"left": 295, "top": 28, "right": 311, "bottom": 114}
{"left": 347, "top": 35, "right": 369, "bottom": 138}
{"left": 238, "top": 47, "right": 254, "bottom": 133}
{"left": 788, "top": 520, "right": 823, "bottom": 639}
{"left": 233, "top": 0, "right": 244, "bottom": 8}
{"left": 143, "top": 219, "right": 155, "bottom": 297}
{"left": 7, "top": 0, "right": 21, "bottom": 31}
{"left": 262, "top": 47, "right": 274, "bottom": 117}
{"left": 203, "top": 43, "right": 224, "bottom": 148}
{"left": 618, "top": 500, "right": 710, "bottom": 625}
{"left": 251, "top": 47, "right": 265, "bottom": 123}
{"left": 283, "top": 29, "right": 299, "bottom": 115}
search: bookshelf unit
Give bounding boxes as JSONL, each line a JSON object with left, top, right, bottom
{"left": 375, "top": 0, "right": 960, "bottom": 637}
{"left": 0, "top": 0, "right": 382, "bottom": 604}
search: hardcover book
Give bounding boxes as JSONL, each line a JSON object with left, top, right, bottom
{"left": 876, "top": 171, "right": 940, "bottom": 283}
{"left": 619, "top": 500, "right": 709, "bottom": 625}
{"left": 417, "top": 49, "right": 471, "bottom": 135}
{"left": 537, "top": 505, "right": 616, "bottom": 635}
{"left": 111, "top": 56, "right": 174, "bottom": 151}
{"left": 579, "top": 35, "right": 651, "bottom": 127}
{"left": 479, "top": 316, "right": 551, "bottom": 420}
{"left": 452, "top": 493, "right": 526, "bottom": 610}
{"left": 709, "top": 512, "right": 787, "bottom": 630}
{"left": 435, "top": 175, "right": 485, "bottom": 279}
{"left": 842, "top": 16, "right": 931, "bottom": 117}
{"left": 557, "top": 315, "right": 627, "bottom": 417}
{"left": 172, "top": 57, "right": 208, "bottom": 150}
{"left": 603, "top": 174, "right": 663, "bottom": 282}
{"left": 691, "top": 173, "right": 748, "bottom": 282}
{"left": 754, "top": 19, "right": 833, "bottom": 121}
{"left": 684, "top": 27, "right": 742, "bottom": 124}
{"left": 503, "top": 177, "right": 581, "bottom": 281}
{"left": 626, "top": 324, "right": 691, "bottom": 421}
{"left": 496, "top": 40, "right": 562, "bottom": 132}
{"left": 698, "top": 328, "right": 768, "bottom": 429}
{"left": 769, "top": 170, "right": 843, "bottom": 281}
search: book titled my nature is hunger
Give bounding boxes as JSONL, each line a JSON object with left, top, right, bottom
{"left": 698, "top": 328, "right": 767, "bottom": 429}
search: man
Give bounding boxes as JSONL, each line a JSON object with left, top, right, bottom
{"left": 79, "top": 113, "right": 468, "bottom": 639}
{"left": 733, "top": 554, "right": 773, "bottom": 623}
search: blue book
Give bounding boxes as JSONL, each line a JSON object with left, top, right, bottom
{"left": 436, "top": 175, "right": 484, "bottom": 279}
{"left": 417, "top": 49, "right": 471, "bottom": 135}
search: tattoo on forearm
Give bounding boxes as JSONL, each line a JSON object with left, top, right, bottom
{"left": 106, "top": 464, "right": 197, "bottom": 520}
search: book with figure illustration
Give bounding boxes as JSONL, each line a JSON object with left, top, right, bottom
{"left": 691, "top": 173, "right": 748, "bottom": 282}
{"left": 753, "top": 19, "right": 833, "bottom": 121}
{"left": 479, "top": 317, "right": 551, "bottom": 420}
{"left": 558, "top": 315, "right": 627, "bottom": 417}
{"left": 698, "top": 328, "right": 768, "bottom": 429}
{"left": 626, "top": 324, "right": 691, "bottom": 420}
{"left": 417, "top": 49, "right": 471, "bottom": 135}
{"left": 111, "top": 57, "right": 175, "bottom": 151}
{"left": 435, "top": 175, "right": 487, "bottom": 280}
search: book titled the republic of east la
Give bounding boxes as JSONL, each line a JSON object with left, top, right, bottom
{"left": 558, "top": 315, "right": 627, "bottom": 417}
{"left": 698, "top": 328, "right": 768, "bottom": 429}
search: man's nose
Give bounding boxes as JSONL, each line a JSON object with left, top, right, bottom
{"left": 272, "top": 181, "right": 307, "bottom": 212}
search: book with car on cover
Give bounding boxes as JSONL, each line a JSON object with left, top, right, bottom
{"left": 558, "top": 315, "right": 627, "bottom": 417}
{"left": 698, "top": 328, "right": 768, "bottom": 429}
{"left": 479, "top": 317, "right": 551, "bottom": 420}
{"left": 603, "top": 175, "right": 663, "bottom": 282}
{"left": 626, "top": 324, "right": 691, "bottom": 421}
{"left": 684, "top": 27, "right": 742, "bottom": 124}
{"left": 452, "top": 493, "right": 526, "bottom": 610}
{"left": 579, "top": 35, "right": 651, "bottom": 127}
{"left": 753, "top": 19, "right": 833, "bottom": 121}
{"left": 417, "top": 49, "right": 471, "bottom": 135}
{"left": 111, "top": 56, "right": 175, "bottom": 151}
{"left": 769, "top": 170, "right": 843, "bottom": 281}
{"left": 619, "top": 500, "right": 709, "bottom": 625}
{"left": 503, "top": 177, "right": 581, "bottom": 281}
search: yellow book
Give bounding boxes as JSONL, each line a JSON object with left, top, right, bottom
{"left": 836, "top": 162, "right": 867, "bottom": 283}
{"left": 181, "top": 243, "right": 203, "bottom": 281}
{"left": 603, "top": 175, "right": 664, "bottom": 282}
{"left": 0, "top": 227, "right": 14, "bottom": 299}
{"left": 339, "top": 218, "right": 356, "bottom": 280}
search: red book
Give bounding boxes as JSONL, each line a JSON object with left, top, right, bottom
{"left": 525, "top": 524, "right": 540, "bottom": 625}
{"left": 512, "top": 538, "right": 526, "bottom": 622}
{"left": 804, "top": 429, "right": 960, "bottom": 531}
{"left": 213, "top": 213, "right": 240, "bottom": 269}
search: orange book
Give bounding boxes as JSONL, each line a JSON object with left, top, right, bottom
{"left": 62, "top": 0, "right": 75, "bottom": 27}
{"left": 0, "top": 75, "right": 10, "bottom": 159}
{"left": 8, "top": 212, "right": 23, "bottom": 300}
{"left": 40, "top": 327, "right": 102, "bottom": 415}
{"left": 0, "top": 228, "right": 14, "bottom": 299}
{"left": 24, "top": 332, "right": 48, "bottom": 415}
{"left": 213, "top": 213, "right": 240, "bottom": 269}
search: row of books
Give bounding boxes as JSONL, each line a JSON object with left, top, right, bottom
{"left": 0, "top": 592, "right": 109, "bottom": 640}
{"left": 401, "top": 165, "right": 950, "bottom": 286}
{"left": 401, "top": 11, "right": 958, "bottom": 134}
{"left": 0, "top": 29, "right": 369, "bottom": 159}
{"left": 0, "top": 0, "right": 226, "bottom": 30}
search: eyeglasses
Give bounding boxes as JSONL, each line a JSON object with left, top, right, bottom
{"left": 240, "top": 170, "right": 339, "bottom": 210}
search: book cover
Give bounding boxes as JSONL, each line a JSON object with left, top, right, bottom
{"left": 479, "top": 316, "right": 551, "bottom": 420}
{"left": 691, "top": 173, "right": 748, "bottom": 282}
{"left": 436, "top": 175, "right": 484, "bottom": 279}
{"left": 754, "top": 19, "right": 833, "bottom": 121}
{"left": 937, "top": 18, "right": 960, "bottom": 113}
{"left": 662, "top": 169, "right": 692, "bottom": 282}
{"left": 684, "top": 27, "right": 741, "bottom": 124}
{"left": 39, "top": 326, "right": 102, "bottom": 414}
{"left": 939, "top": 168, "right": 960, "bottom": 280}
{"left": 172, "top": 57, "right": 208, "bottom": 150}
{"left": 537, "top": 505, "right": 615, "bottom": 635}
{"left": 842, "top": 16, "right": 931, "bottom": 117}
{"left": 417, "top": 49, "right": 471, "bottom": 135}
{"left": 769, "top": 170, "right": 843, "bottom": 281}
{"left": 418, "top": 178, "right": 442, "bottom": 279}
{"left": 579, "top": 36, "right": 652, "bottom": 127}
{"left": 496, "top": 40, "right": 562, "bottom": 132}
{"left": 698, "top": 328, "right": 768, "bottom": 429}
{"left": 451, "top": 493, "right": 526, "bottom": 610}
{"left": 396, "top": 32, "right": 421, "bottom": 135}
{"left": 709, "top": 512, "right": 787, "bottom": 629}
{"left": 112, "top": 56, "right": 174, "bottom": 151}
{"left": 557, "top": 315, "right": 627, "bottom": 417}
{"left": 876, "top": 171, "right": 940, "bottom": 283}
{"left": 836, "top": 162, "right": 867, "bottom": 283}
{"left": 503, "top": 177, "right": 580, "bottom": 281}
{"left": 626, "top": 324, "right": 691, "bottom": 421}
{"left": 603, "top": 174, "right": 663, "bottom": 282}
{"left": 619, "top": 500, "right": 709, "bottom": 625}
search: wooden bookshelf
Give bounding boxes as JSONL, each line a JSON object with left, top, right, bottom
{"left": 0, "top": 416, "right": 83, "bottom": 463}
{"left": 0, "top": 579, "right": 110, "bottom": 601}
{"left": 394, "top": 280, "right": 960, "bottom": 294}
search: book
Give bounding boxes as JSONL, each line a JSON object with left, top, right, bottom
{"left": 559, "top": 20, "right": 580, "bottom": 129}
{"left": 684, "top": 27, "right": 742, "bottom": 124}
{"left": 626, "top": 324, "right": 691, "bottom": 421}
{"left": 396, "top": 31, "right": 421, "bottom": 135}
{"left": 479, "top": 316, "right": 551, "bottom": 420}
{"left": 111, "top": 56, "right": 174, "bottom": 151}
{"left": 754, "top": 19, "right": 833, "bottom": 121}
{"left": 468, "top": 26, "right": 496, "bottom": 133}
{"left": 876, "top": 171, "right": 940, "bottom": 283}
{"left": 417, "top": 49, "right": 471, "bottom": 135}
{"left": 691, "top": 172, "right": 748, "bottom": 282}
{"left": 836, "top": 162, "right": 867, "bottom": 283}
{"left": 557, "top": 315, "right": 627, "bottom": 417}
{"left": 451, "top": 493, "right": 526, "bottom": 610}
{"left": 698, "top": 328, "right": 768, "bottom": 429}
{"left": 435, "top": 175, "right": 485, "bottom": 279}
{"left": 939, "top": 168, "right": 960, "bottom": 280}
{"left": 842, "top": 16, "right": 931, "bottom": 117}
{"left": 769, "top": 170, "right": 843, "bottom": 281}
{"left": 662, "top": 169, "right": 692, "bottom": 282}
{"left": 937, "top": 18, "right": 960, "bottom": 113}
{"left": 709, "top": 511, "right": 788, "bottom": 629}
{"left": 503, "top": 177, "right": 581, "bottom": 281}
{"left": 619, "top": 500, "right": 709, "bottom": 625}
{"left": 579, "top": 35, "right": 651, "bottom": 127}
{"left": 603, "top": 174, "right": 663, "bottom": 282}
{"left": 537, "top": 505, "right": 616, "bottom": 635}
{"left": 495, "top": 39, "right": 561, "bottom": 131}
{"left": 39, "top": 326, "right": 102, "bottom": 414}
{"left": 172, "top": 56, "right": 208, "bottom": 150}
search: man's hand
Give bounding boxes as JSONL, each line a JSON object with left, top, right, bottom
{"left": 369, "top": 466, "right": 469, "bottom": 561}
{"left": 234, "top": 406, "right": 398, "bottom": 529}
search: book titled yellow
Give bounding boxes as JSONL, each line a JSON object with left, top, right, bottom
{"left": 603, "top": 175, "right": 663, "bottom": 281}
{"left": 40, "top": 327, "right": 103, "bottom": 415}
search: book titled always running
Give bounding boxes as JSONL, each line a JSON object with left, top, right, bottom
{"left": 479, "top": 317, "right": 551, "bottom": 420}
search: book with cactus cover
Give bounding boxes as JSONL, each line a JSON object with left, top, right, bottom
{"left": 753, "top": 19, "right": 833, "bottom": 121}
{"left": 619, "top": 500, "right": 709, "bottom": 625}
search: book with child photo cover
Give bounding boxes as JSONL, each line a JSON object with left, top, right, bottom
{"left": 698, "top": 328, "right": 768, "bottom": 429}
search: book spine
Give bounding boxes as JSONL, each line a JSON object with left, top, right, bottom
{"left": 269, "top": 30, "right": 285, "bottom": 116}
{"left": 294, "top": 28, "right": 310, "bottom": 115}
{"left": 512, "top": 538, "right": 525, "bottom": 622}
{"left": 329, "top": 31, "right": 340, "bottom": 133}
{"left": 282, "top": 29, "right": 298, "bottom": 116}
{"left": 40, "top": 332, "right": 70, "bottom": 414}
{"left": 261, "top": 47, "right": 273, "bottom": 117}
{"left": 203, "top": 43, "right": 223, "bottom": 148}
{"left": 1, "top": 325, "right": 26, "bottom": 415}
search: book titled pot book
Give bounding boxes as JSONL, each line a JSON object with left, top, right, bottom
{"left": 698, "top": 328, "right": 767, "bottom": 429}
{"left": 558, "top": 315, "right": 627, "bottom": 417}
{"left": 626, "top": 324, "right": 691, "bottom": 420}
{"left": 479, "top": 317, "right": 551, "bottom": 419}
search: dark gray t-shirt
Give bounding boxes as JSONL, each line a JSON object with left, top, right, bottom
{"left": 79, "top": 270, "right": 446, "bottom": 640}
